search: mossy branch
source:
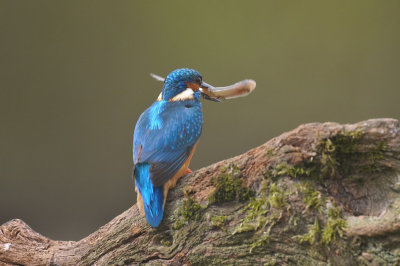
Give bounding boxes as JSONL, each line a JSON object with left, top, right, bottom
{"left": 1, "top": 118, "right": 400, "bottom": 265}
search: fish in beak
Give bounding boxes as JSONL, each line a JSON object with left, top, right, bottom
{"left": 150, "top": 73, "right": 256, "bottom": 102}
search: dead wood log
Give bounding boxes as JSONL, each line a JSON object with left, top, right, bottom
{"left": 1, "top": 118, "right": 400, "bottom": 265}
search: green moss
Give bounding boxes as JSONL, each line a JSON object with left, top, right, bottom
{"left": 369, "top": 140, "right": 386, "bottom": 161}
{"left": 211, "top": 215, "right": 227, "bottom": 229}
{"left": 265, "top": 148, "right": 276, "bottom": 157}
{"left": 243, "top": 197, "right": 269, "bottom": 223}
{"left": 293, "top": 218, "right": 320, "bottom": 245}
{"left": 358, "top": 140, "right": 387, "bottom": 173}
{"left": 182, "top": 197, "right": 203, "bottom": 220}
{"left": 208, "top": 166, "right": 254, "bottom": 204}
{"left": 317, "top": 130, "right": 363, "bottom": 177}
{"left": 236, "top": 181, "right": 286, "bottom": 227}
{"left": 288, "top": 214, "right": 299, "bottom": 227}
{"left": 292, "top": 206, "right": 346, "bottom": 246}
{"left": 321, "top": 207, "right": 346, "bottom": 244}
{"left": 278, "top": 163, "right": 312, "bottom": 178}
{"left": 267, "top": 183, "right": 288, "bottom": 208}
{"left": 311, "top": 129, "right": 390, "bottom": 181}
{"left": 172, "top": 197, "right": 205, "bottom": 229}
{"left": 233, "top": 223, "right": 257, "bottom": 234}
{"left": 297, "top": 182, "right": 324, "bottom": 212}
{"left": 234, "top": 181, "right": 284, "bottom": 241}
{"left": 172, "top": 219, "right": 185, "bottom": 230}
{"left": 316, "top": 130, "right": 388, "bottom": 179}
{"left": 266, "top": 163, "right": 312, "bottom": 179}
{"left": 264, "top": 130, "right": 387, "bottom": 183}
{"left": 318, "top": 138, "right": 339, "bottom": 177}
{"left": 220, "top": 165, "right": 228, "bottom": 173}
{"left": 333, "top": 130, "right": 363, "bottom": 153}
{"left": 248, "top": 217, "right": 277, "bottom": 253}
{"left": 250, "top": 233, "right": 270, "bottom": 253}
{"left": 160, "top": 239, "right": 172, "bottom": 247}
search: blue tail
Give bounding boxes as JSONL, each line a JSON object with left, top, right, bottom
{"left": 134, "top": 163, "right": 164, "bottom": 227}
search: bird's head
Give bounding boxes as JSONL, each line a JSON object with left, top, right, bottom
{"left": 161, "top": 68, "right": 203, "bottom": 101}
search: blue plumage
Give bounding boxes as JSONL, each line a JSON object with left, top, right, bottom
{"left": 162, "top": 68, "right": 202, "bottom": 100}
{"left": 133, "top": 98, "right": 202, "bottom": 185}
{"left": 133, "top": 68, "right": 204, "bottom": 227}
{"left": 134, "top": 163, "right": 164, "bottom": 227}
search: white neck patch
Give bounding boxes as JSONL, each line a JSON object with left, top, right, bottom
{"left": 170, "top": 88, "right": 194, "bottom": 102}
{"left": 156, "top": 92, "right": 162, "bottom": 101}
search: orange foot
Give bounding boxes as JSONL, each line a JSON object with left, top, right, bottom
{"left": 186, "top": 168, "right": 192, "bottom": 174}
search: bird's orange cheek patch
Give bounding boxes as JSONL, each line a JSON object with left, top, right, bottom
{"left": 186, "top": 82, "right": 200, "bottom": 91}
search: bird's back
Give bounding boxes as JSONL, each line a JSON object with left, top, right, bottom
{"left": 133, "top": 99, "right": 202, "bottom": 227}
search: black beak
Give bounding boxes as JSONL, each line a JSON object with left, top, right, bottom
{"left": 201, "top": 93, "right": 222, "bottom": 102}
{"left": 200, "top": 82, "right": 222, "bottom": 102}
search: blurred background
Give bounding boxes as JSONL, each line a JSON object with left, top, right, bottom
{"left": 1, "top": 1, "right": 399, "bottom": 240}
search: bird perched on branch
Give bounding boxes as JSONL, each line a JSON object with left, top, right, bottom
{"left": 133, "top": 68, "right": 210, "bottom": 227}
{"left": 133, "top": 68, "right": 256, "bottom": 227}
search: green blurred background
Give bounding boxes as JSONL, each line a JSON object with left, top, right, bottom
{"left": 1, "top": 1, "right": 399, "bottom": 240}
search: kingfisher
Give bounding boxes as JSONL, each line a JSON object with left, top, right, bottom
{"left": 133, "top": 68, "right": 211, "bottom": 227}
{"left": 133, "top": 68, "right": 256, "bottom": 227}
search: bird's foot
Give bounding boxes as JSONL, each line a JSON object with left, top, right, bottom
{"left": 186, "top": 168, "right": 192, "bottom": 174}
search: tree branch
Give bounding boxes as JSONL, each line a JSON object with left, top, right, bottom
{"left": 1, "top": 119, "right": 400, "bottom": 265}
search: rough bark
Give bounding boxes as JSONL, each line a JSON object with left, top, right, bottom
{"left": 1, "top": 118, "right": 400, "bottom": 265}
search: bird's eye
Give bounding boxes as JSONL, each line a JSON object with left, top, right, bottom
{"left": 196, "top": 77, "right": 202, "bottom": 84}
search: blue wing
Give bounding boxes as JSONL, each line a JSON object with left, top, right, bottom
{"left": 133, "top": 100, "right": 202, "bottom": 187}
